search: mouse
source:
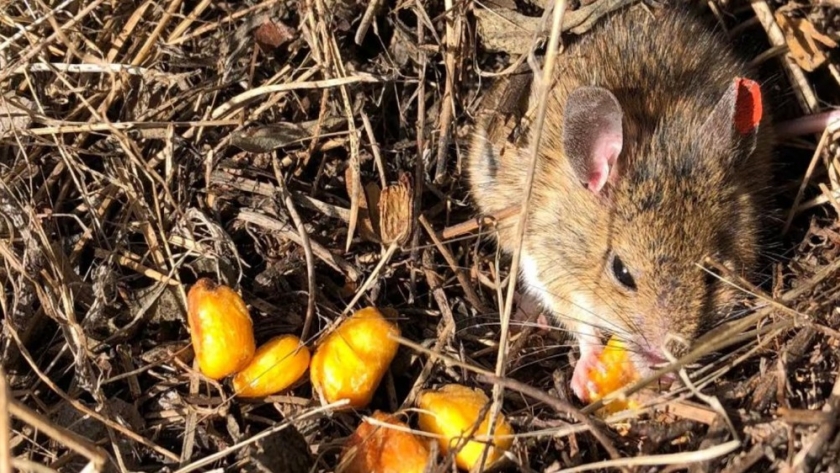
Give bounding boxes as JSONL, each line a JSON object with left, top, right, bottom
{"left": 467, "top": 4, "right": 774, "bottom": 400}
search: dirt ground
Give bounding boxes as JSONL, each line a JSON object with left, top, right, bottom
{"left": 2, "top": 0, "right": 840, "bottom": 471}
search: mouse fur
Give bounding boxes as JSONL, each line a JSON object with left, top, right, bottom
{"left": 467, "top": 4, "right": 774, "bottom": 398}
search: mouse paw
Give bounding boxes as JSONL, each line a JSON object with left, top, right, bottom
{"left": 570, "top": 346, "right": 605, "bottom": 402}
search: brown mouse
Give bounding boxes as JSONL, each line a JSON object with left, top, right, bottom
{"left": 467, "top": 5, "right": 774, "bottom": 400}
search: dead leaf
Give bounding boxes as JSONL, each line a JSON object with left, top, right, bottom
{"left": 364, "top": 181, "right": 382, "bottom": 238}
{"left": 231, "top": 117, "right": 344, "bottom": 152}
{"left": 378, "top": 173, "right": 414, "bottom": 247}
{"left": 343, "top": 167, "right": 380, "bottom": 244}
{"left": 474, "top": 0, "right": 638, "bottom": 55}
{"left": 474, "top": 7, "right": 538, "bottom": 55}
{"left": 389, "top": 22, "right": 428, "bottom": 67}
{"left": 237, "top": 420, "right": 315, "bottom": 473}
{"left": 775, "top": 11, "right": 838, "bottom": 72}
{"left": 0, "top": 95, "right": 33, "bottom": 138}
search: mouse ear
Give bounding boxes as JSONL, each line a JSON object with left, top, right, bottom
{"left": 563, "top": 86, "right": 624, "bottom": 194}
{"left": 700, "top": 78, "right": 763, "bottom": 156}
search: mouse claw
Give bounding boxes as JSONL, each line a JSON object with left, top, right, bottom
{"left": 571, "top": 347, "right": 605, "bottom": 402}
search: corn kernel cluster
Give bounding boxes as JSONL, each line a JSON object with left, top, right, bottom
{"left": 186, "top": 278, "right": 640, "bottom": 471}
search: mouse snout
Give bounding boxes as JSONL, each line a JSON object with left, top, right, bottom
{"left": 619, "top": 338, "right": 670, "bottom": 383}
{"left": 622, "top": 328, "right": 691, "bottom": 380}
{"left": 634, "top": 339, "right": 676, "bottom": 364}
{"left": 644, "top": 276, "right": 708, "bottom": 353}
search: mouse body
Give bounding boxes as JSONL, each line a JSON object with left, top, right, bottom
{"left": 467, "top": 5, "right": 774, "bottom": 399}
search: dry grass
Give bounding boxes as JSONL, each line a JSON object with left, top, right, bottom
{"left": 2, "top": 0, "right": 840, "bottom": 471}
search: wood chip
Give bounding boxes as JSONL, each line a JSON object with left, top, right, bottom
{"left": 254, "top": 19, "right": 296, "bottom": 52}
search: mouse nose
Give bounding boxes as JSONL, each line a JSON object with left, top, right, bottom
{"left": 637, "top": 335, "right": 690, "bottom": 360}
{"left": 633, "top": 345, "right": 677, "bottom": 385}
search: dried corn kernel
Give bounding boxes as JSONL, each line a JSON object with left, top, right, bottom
{"left": 310, "top": 307, "right": 400, "bottom": 408}
{"left": 583, "top": 336, "right": 640, "bottom": 414}
{"left": 338, "top": 411, "right": 431, "bottom": 473}
{"left": 233, "top": 335, "right": 310, "bottom": 397}
{"left": 187, "top": 278, "right": 256, "bottom": 380}
{"left": 417, "top": 384, "right": 513, "bottom": 471}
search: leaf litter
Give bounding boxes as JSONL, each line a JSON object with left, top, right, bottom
{"left": 1, "top": 0, "right": 840, "bottom": 471}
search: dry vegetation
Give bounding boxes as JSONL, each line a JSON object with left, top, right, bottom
{"left": 2, "top": 0, "right": 840, "bottom": 471}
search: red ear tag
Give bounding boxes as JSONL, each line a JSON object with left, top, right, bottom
{"left": 734, "top": 78, "right": 763, "bottom": 135}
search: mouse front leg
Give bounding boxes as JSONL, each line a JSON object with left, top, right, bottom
{"left": 520, "top": 256, "right": 608, "bottom": 401}
{"left": 570, "top": 331, "right": 605, "bottom": 401}
{"left": 547, "top": 293, "right": 608, "bottom": 401}
{"left": 552, "top": 303, "right": 608, "bottom": 402}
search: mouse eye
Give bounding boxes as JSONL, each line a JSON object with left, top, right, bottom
{"left": 611, "top": 254, "right": 637, "bottom": 291}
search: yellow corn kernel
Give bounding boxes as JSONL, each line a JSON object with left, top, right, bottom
{"left": 187, "top": 278, "right": 256, "bottom": 380}
{"left": 417, "top": 384, "right": 513, "bottom": 471}
{"left": 584, "top": 336, "right": 640, "bottom": 414}
{"left": 233, "top": 335, "right": 310, "bottom": 397}
{"left": 310, "top": 307, "right": 400, "bottom": 408}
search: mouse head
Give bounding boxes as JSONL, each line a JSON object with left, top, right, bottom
{"left": 528, "top": 78, "right": 768, "bottom": 374}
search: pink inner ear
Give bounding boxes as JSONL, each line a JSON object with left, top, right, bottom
{"left": 734, "top": 78, "right": 763, "bottom": 135}
{"left": 586, "top": 133, "right": 622, "bottom": 193}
